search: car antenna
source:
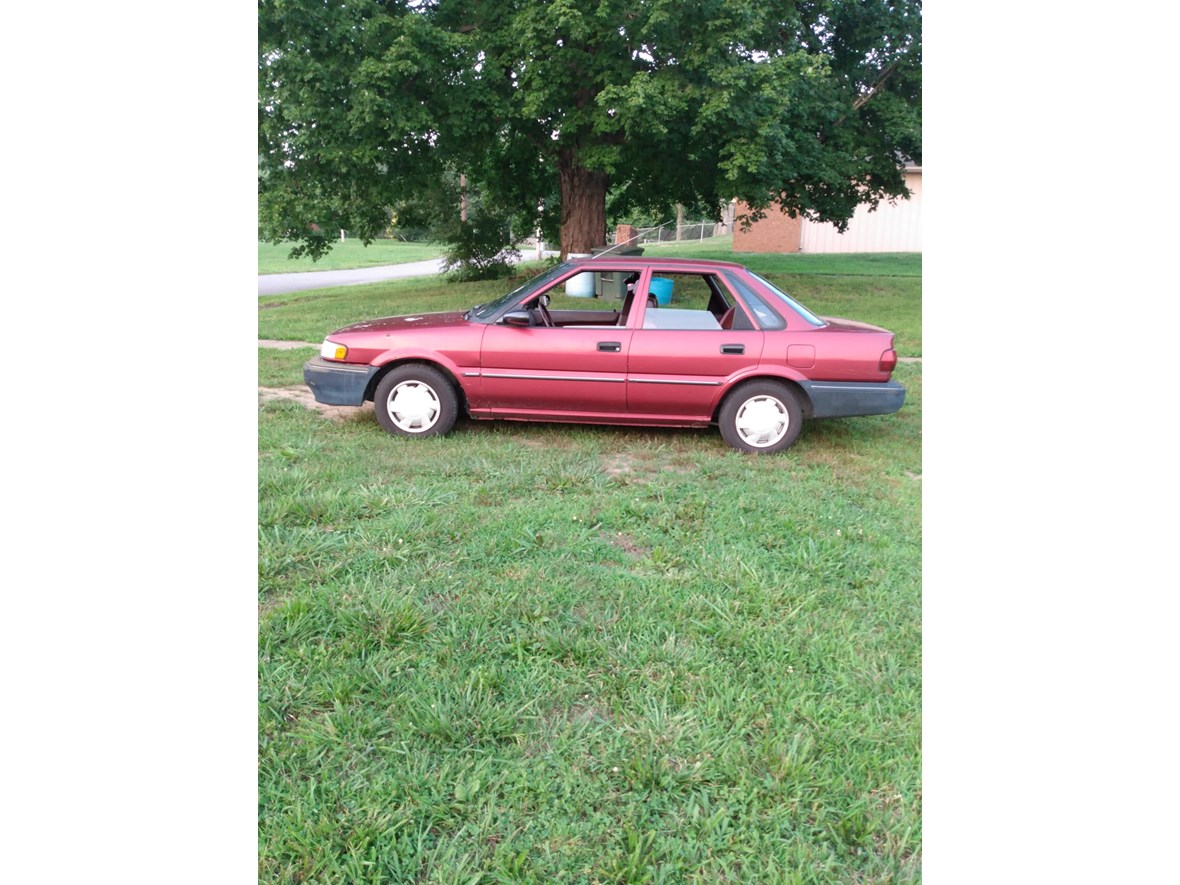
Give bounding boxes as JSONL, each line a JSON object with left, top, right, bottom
{"left": 587, "top": 221, "right": 672, "bottom": 260}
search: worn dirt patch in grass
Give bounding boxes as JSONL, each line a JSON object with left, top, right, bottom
{"left": 657, "top": 459, "right": 697, "bottom": 474}
{"left": 600, "top": 448, "right": 700, "bottom": 482}
{"left": 259, "top": 339, "right": 318, "bottom": 349}
{"left": 259, "top": 386, "right": 373, "bottom": 423}
{"left": 601, "top": 453, "right": 637, "bottom": 476}
{"left": 607, "top": 531, "right": 647, "bottom": 559}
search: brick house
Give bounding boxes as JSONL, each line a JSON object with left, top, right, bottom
{"left": 733, "top": 164, "right": 922, "bottom": 254}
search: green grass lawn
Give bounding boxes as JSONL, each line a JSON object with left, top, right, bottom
{"left": 259, "top": 239, "right": 445, "bottom": 274}
{"left": 259, "top": 252, "right": 922, "bottom": 882}
{"left": 642, "top": 236, "right": 921, "bottom": 277}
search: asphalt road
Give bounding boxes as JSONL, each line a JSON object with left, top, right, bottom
{"left": 258, "top": 258, "right": 447, "bottom": 296}
{"left": 258, "top": 250, "right": 560, "bottom": 296}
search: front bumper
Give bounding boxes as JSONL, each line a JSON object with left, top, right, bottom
{"left": 303, "top": 357, "right": 381, "bottom": 406}
{"left": 799, "top": 379, "right": 906, "bottom": 419}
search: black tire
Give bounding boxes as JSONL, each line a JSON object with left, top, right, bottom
{"left": 372, "top": 365, "right": 459, "bottom": 438}
{"left": 718, "top": 380, "right": 803, "bottom": 454}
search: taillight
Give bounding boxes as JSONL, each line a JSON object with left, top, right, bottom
{"left": 879, "top": 349, "right": 897, "bottom": 372}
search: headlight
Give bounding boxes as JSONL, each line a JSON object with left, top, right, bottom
{"left": 320, "top": 339, "right": 348, "bottom": 360}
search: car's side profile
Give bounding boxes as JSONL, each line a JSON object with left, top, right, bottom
{"left": 303, "top": 256, "right": 905, "bottom": 453}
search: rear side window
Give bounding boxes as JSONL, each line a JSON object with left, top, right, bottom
{"left": 749, "top": 273, "right": 826, "bottom": 327}
{"left": 723, "top": 272, "right": 786, "bottom": 330}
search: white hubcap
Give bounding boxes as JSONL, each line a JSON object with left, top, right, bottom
{"left": 734, "top": 395, "right": 788, "bottom": 447}
{"left": 386, "top": 381, "right": 440, "bottom": 432}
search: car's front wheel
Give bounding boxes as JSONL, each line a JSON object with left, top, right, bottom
{"left": 718, "top": 380, "right": 803, "bottom": 454}
{"left": 373, "top": 365, "right": 458, "bottom": 438}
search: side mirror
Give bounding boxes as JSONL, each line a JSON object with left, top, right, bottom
{"left": 502, "top": 310, "right": 532, "bottom": 327}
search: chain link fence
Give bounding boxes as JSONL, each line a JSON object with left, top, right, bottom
{"left": 649, "top": 221, "right": 727, "bottom": 243}
{"left": 607, "top": 220, "right": 731, "bottom": 246}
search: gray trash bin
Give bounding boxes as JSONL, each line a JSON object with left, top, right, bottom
{"left": 591, "top": 245, "right": 645, "bottom": 299}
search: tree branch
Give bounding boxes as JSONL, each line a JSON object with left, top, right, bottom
{"left": 830, "top": 57, "right": 903, "bottom": 132}
{"left": 852, "top": 60, "right": 899, "bottom": 112}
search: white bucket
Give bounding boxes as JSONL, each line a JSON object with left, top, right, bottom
{"left": 564, "top": 255, "right": 595, "bottom": 297}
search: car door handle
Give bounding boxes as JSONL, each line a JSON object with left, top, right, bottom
{"left": 597, "top": 341, "right": 621, "bottom": 352}
{"left": 720, "top": 344, "right": 745, "bottom": 355}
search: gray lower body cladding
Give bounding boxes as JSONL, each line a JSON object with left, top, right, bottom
{"left": 303, "top": 357, "right": 381, "bottom": 406}
{"left": 798, "top": 379, "right": 906, "bottom": 418}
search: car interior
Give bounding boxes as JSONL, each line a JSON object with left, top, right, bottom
{"left": 513, "top": 271, "right": 756, "bottom": 331}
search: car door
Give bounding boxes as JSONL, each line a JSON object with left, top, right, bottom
{"left": 479, "top": 325, "right": 632, "bottom": 416}
{"left": 478, "top": 269, "right": 632, "bottom": 417}
{"left": 624, "top": 272, "right": 764, "bottom": 420}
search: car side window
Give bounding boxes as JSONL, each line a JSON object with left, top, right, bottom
{"left": 722, "top": 272, "right": 786, "bottom": 330}
{"left": 636, "top": 273, "right": 751, "bottom": 331}
{"left": 748, "top": 272, "right": 826, "bottom": 327}
{"left": 515, "top": 270, "right": 629, "bottom": 328}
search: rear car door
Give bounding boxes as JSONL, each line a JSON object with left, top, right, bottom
{"left": 624, "top": 272, "right": 764, "bottom": 420}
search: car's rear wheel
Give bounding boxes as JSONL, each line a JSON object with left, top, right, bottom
{"left": 373, "top": 365, "right": 458, "bottom": 438}
{"left": 719, "top": 380, "right": 803, "bottom": 454}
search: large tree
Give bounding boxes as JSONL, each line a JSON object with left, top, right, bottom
{"left": 259, "top": 0, "right": 921, "bottom": 259}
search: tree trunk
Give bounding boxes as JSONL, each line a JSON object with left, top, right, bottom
{"left": 558, "top": 150, "right": 608, "bottom": 259}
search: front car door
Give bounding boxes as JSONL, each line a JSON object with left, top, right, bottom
{"left": 477, "top": 265, "right": 634, "bottom": 419}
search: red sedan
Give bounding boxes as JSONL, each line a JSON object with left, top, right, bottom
{"left": 303, "top": 256, "right": 904, "bottom": 453}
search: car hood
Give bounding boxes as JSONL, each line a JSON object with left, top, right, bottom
{"left": 333, "top": 311, "right": 469, "bottom": 336}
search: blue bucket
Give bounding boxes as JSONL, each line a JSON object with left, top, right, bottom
{"left": 648, "top": 276, "right": 674, "bottom": 305}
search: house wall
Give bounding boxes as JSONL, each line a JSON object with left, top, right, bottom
{"left": 799, "top": 168, "right": 922, "bottom": 253}
{"left": 731, "top": 168, "right": 922, "bottom": 254}
{"left": 732, "top": 203, "right": 803, "bottom": 253}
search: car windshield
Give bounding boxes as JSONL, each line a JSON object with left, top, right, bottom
{"left": 749, "top": 272, "right": 826, "bottom": 327}
{"left": 466, "top": 263, "right": 573, "bottom": 322}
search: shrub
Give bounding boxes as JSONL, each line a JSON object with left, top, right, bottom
{"left": 441, "top": 216, "right": 520, "bottom": 282}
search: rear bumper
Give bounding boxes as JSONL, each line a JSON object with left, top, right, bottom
{"left": 303, "top": 357, "right": 381, "bottom": 406}
{"left": 799, "top": 379, "right": 906, "bottom": 419}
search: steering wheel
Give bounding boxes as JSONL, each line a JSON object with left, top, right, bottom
{"left": 535, "top": 293, "right": 555, "bottom": 328}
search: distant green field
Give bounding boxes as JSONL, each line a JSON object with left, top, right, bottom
{"left": 259, "top": 239, "right": 444, "bottom": 274}
{"left": 643, "top": 237, "right": 922, "bottom": 278}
